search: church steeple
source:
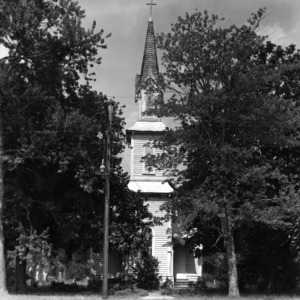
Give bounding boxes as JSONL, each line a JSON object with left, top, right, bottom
{"left": 126, "top": 3, "right": 175, "bottom": 282}
{"left": 135, "top": 11, "right": 161, "bottom": 121}
{"left": 136, "top": 19, "right": 159, "bottom": 94}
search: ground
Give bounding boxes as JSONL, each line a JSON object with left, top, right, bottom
{"left": 1, "top": 291, "right": 300, "bottom": 300}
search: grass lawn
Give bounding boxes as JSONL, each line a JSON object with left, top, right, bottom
{"left": 1, "top": 291, "right": 300, "bottom": 300}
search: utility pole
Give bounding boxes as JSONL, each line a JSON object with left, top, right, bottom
{"left": 101, "top": 99, "right": 114, "bottom": 299}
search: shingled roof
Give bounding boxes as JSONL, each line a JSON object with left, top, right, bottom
{"left": 136, "top": 20, "right": 159, "bottom": 93}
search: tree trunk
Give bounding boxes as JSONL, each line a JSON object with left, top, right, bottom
{"left": 15, "top": 255, "right": 26, "bottom": 293}
{"left": 0, "top": 112, "right": 7, "bottom": 294}
{"left": 221, "top": 212, "right": 240, "bottom": 297}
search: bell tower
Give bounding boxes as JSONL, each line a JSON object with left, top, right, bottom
{"left": 125, "top": 2, "right": 174, "bottom": 282}
{"left": 125, "top": 2, "right": 204, "bottom": 286}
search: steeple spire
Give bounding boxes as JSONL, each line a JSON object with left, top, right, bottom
{"left": 136, "top": 17, "right": 159, "bottom": 93}
{"left": 133, "top": 3, "right": 161, "bottom": 121}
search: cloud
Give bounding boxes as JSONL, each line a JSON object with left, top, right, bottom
{"left": 258, "top": 23, "right": 288, "bottom": 45}
{"left": 285, "top": 22, "right": 300, "bottom": 48}
{"left": 258, "top": 21, "right": 300, "bottom": 47}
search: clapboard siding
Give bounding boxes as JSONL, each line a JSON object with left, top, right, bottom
{"left": 129, "top": 131, "right": 173, "bottom": 279}
{"left": 132, "top": 134, "right": 164, "bottom": 178}
{"left": 133, "top": 138, "right": 143, "bottom": 174}
{"left": 147, "top": 198, "right": 170, "bottom": 277}
{"left": 146, "top": 198, "right": 166, "bottom": 217}
{"left": 153, "top": 223, "right": 169, "bottom": 276}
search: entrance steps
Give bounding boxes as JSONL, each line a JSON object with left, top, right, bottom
{"left": 174, "top": 274, "right": 201, "bottom": 288}
{"left": 174, "top": 278, "right": 189, "bottom": 288}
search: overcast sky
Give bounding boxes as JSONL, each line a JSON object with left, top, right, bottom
{"left": 71, "top": 0, "right": 300, "bottom": 172}
{"left": 1, "top": 1, "right": 299, "bottom": 126}
{"left": 1, "top": 1, "right": 299, "bottom": 171}
{"left": 75, "top": 0, "right": 300, "bottom": 128}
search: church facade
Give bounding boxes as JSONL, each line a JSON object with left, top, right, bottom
{"left": 126, "top": 14, "right": 203, "bottom": 286}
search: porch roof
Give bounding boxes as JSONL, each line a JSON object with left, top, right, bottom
{"left": 128, "top": 180, "right": 173, "bottom": 193}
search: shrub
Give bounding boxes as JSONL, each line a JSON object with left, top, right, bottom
{"left": 160, "top": 277, "right": 173, "bottom": 289}
{"left": 135, "top": 251, "right": 161, "bottom": 290}
{"left": 204, "top": 252, "right": 228, "bottom": 288}
{"left": 50, "top": 281, "right": 80, "bottom": 292}
{"left": 65, "top": 260, "right": 92, "bottom": 281}
{"left": 188, "top": 278, "right": 207, "bottom": 293}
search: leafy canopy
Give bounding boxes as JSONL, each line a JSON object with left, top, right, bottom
{"left": 147, "top": 8, "right": 300, "bottom": 292}
{"left": 1, "top": 0, "right": 152, "bottom": 257}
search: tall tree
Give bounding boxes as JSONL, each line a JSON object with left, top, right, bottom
{"left": 0, "top": 0, "right": 105, "bottom": 292}
{"left": 0, "top": 81, "right": 5, "bottom": 294}
{"left": 0, "top": 0, "right": 151, "bottom": 293}
{"left": 147, "top": 9, "right": 300, "bottom": 296}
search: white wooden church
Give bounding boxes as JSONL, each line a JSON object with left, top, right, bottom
{"left": 125, "top": 11, "right": 203, "bottom": 286}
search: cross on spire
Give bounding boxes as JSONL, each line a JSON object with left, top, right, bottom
{"left": 147, "top": 0, "right": 156, "bottom": 19}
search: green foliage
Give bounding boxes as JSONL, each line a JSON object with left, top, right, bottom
{"left": 135, "top": 251, "right": 160, "bottom": 290}
{"left": 5, "top": 223, "right": 53, "bottom": 291}
{"left": 160, "top": 277, "right": 173, "bottom": 289}
{"left": 49, "top": 281, "right": 80, "bottom": 293}
{"left": 7, "top": 223, "right": 52, "bottom": 268}
{"left": 110, "top": 283, "right": 148, "bottom": 297}
{"left": 0, "top": 0, "right": 152, "bottom": 265}
{"left": 65, "top": 260, "right": 91, "bottom": 281}
{"left": 147, "top": 8, "right": 300, "bottom": 295}
{"left": 237, "top": 223, "right": 300, "bottom": 293}
{"left": 204, "top": 253, "right": 228, "bottom": 289}
{"left": 188, "top": 279, "right": 207, "bottom": 292}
